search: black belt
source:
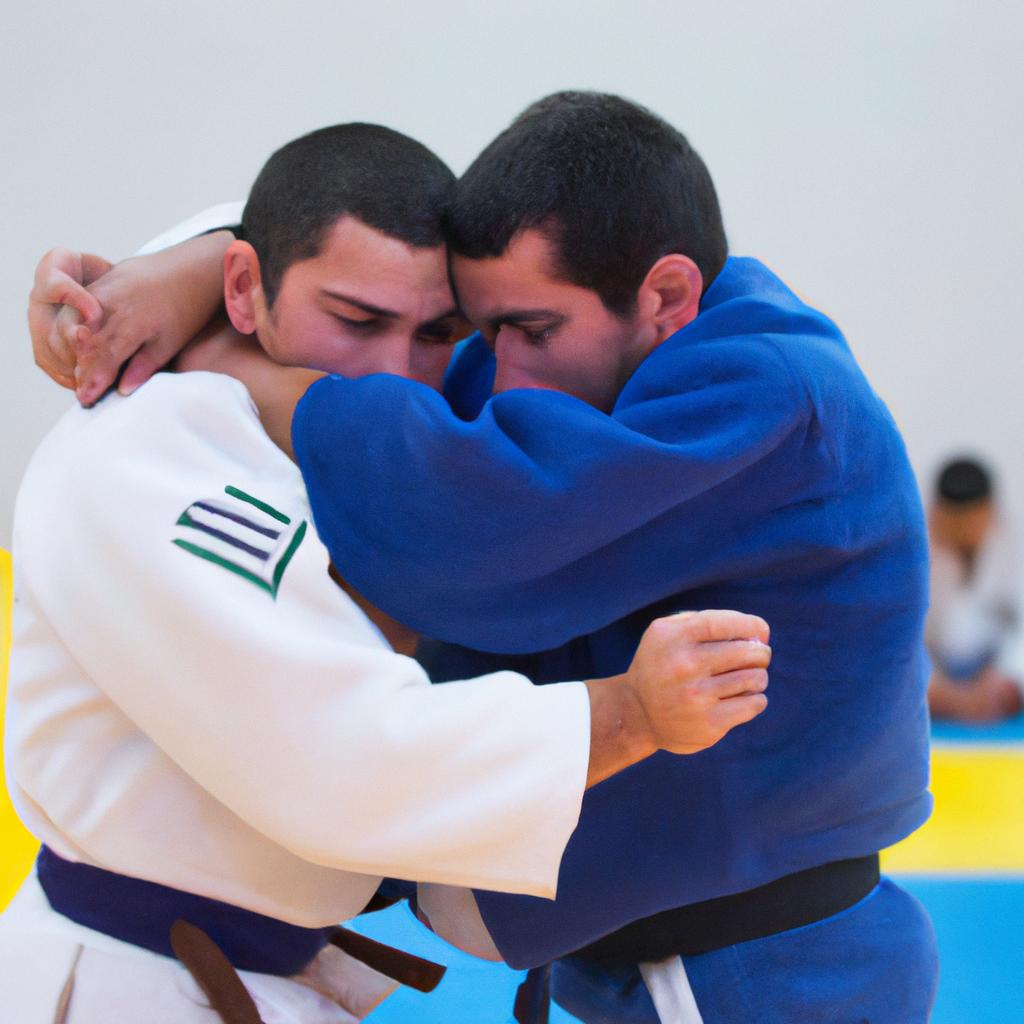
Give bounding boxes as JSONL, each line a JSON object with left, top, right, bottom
{"left": 514, "top": 854, "right": 881, "bottom": 1024}
{"left": 574, "top": 853, "right": 880, "bottom": 964}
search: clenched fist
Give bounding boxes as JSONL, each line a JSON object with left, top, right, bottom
{"left": 585, "top": 609, "right": 770, "bottom": 786}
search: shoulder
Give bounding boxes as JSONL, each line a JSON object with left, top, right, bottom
{"left": 14, "top": 373, "right": 355, "bottom": 628}
{"left": 135, "top": 201, "right": 246, "bottom": 255}
{"left": 80, "top": 370, "right": 260, "bottom": 442}
{"left": 42, "top": 371, "right": 282, "bottom": 473}
{"left": 620, "top": 319, "right": 808, "bottom": 433}
{"left": 703, "top": 258, "right": 902, "bottom": 438}
{"left": 15, "top": 372, "right": 307, "bottom": 558}
{"left": 697, "top": 257, "right": 854, "bottom": 378}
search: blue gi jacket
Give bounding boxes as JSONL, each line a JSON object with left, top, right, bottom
{"left": 292, "top": 257, "right": 932, "bottom": 968}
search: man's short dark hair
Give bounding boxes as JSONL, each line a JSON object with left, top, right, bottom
{"left": 937, "top": 457, "right": 994, "bottom": 505}
{"left": 444, "top": 91, "right": 727, "bottom": 317}
{"left": 243, "top": 123, "right": 454, "bottom": 306}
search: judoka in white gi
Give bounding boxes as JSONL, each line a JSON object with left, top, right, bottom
{"left": 926, "top": 456, "right": 1022, "bottom": 721}
{"left": 6, "top": 124, "right": 772, "bottom": 1023}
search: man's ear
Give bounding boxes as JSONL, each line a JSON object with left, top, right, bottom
{"left": 223, "top": 240, "right": 263, "bottom": 335}
{"left": 636, "top": 254, "right": 703, "bottom": 342}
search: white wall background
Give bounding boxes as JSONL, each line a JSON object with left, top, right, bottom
{"left": 1, "top": 0, "right": 1021, "bottom": 543}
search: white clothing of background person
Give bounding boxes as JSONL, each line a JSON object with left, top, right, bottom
{"left": 928, "top": 521, "right": 1022, "bottom": 683}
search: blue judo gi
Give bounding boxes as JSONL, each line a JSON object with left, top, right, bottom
{"left": 292, "top": 257, "right": 939, "bottom": 1022}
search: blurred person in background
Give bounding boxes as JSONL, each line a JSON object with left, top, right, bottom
{"left": 927, "top": 456, "right": 1023, "bottom": 722}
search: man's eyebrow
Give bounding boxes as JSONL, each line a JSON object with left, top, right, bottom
{"left": 417, "top": 308, "right": 461, "bottom": 330}
{"left": 320, "top": 289, "right": 399, "bottom": 319}
{"left": 484, "top": 308, "right": 565, "bottom": 328}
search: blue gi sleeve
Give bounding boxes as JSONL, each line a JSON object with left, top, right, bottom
{"left": 292, "top": 328, "right": 809, "bottom": 655}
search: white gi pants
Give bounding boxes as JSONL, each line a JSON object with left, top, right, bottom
{"left": 0, "top": 873, "right": 398, "bottom": 1023}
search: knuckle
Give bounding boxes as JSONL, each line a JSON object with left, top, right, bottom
{"left": 55, "top": 284, "right": 82, "bottom": 308}
{"left": 646, "top": 617, "right": 676, "bottom": 647}
{"left": 39, "top": 248, "right": 64, "bottom": 274}
{"left": 738, "top": 640, "right": 769, "bottom": 668}
{"left": 648, "top": 615, "right": 674, "bottom": 636}
{"left": 740, "top": 667, "right": 767, "bottom": 689}
{"left": 74, "top": 335, "right": 100, "bottom": 360}
{"left": 671, "top": 650, "right": 699, "bottom": 678}
{"left": 41, "top": 268, "right": 64, "bottom": 297}
{"left": 669, "top": 610, "right": 698, "bottom": 634}
{"left": 693, "top": 612, "right": 718, "bottom": 642}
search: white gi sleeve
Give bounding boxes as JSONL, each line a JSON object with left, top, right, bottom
{"left": 13, "top": 374, "right": 590, "bottom": 898}
{"left": 135, "top": 201, "right": 245, "bottom": 255}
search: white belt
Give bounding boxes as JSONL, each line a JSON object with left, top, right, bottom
{"left": 639, "top": 956, "right": 705, "bottom": 1024}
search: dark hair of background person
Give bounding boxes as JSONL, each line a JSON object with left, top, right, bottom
{"left": 444, "top": 91, "right": 728, "bottom": 318}
{"left": 937, "top": 457, "right": 994, "bottom": 505}
{"left": 242, "top": 123, "right": 455, "bottom": 307}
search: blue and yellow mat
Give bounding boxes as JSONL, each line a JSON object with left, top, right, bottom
{"left": 349, "top": 722, "right": 1024, "bottom": 1022}
{"left": 2, "top": 547, "right": 1022, "bottom": 1021}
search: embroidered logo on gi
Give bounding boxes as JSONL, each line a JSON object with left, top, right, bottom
{"left": 173, "top": 485, "right": 307, "bottom": 598}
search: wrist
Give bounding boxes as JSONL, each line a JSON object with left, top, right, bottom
{"left": 584, "top": 675, "right": 657, "bottom": 788}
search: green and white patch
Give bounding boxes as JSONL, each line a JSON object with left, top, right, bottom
{"left": 173, "top": 485, "right": 307, "bottom": 598}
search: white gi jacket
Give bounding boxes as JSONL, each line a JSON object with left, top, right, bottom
{"left": 1, "top": 371, "right": 590, "bottom": 1021}
{"left": 928, "top": 524, "right": 1022, "bottom": 681}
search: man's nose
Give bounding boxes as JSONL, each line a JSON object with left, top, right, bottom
{"left": 372, "top": 338, "right": 416, "bottom": 379}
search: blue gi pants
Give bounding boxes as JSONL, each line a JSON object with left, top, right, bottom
{"left": 552, "top": 879, "right": 938, "bottom": 1023}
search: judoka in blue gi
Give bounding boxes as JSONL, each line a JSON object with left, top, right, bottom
{"left": 284, "top": 93, "right": 940, "bottom": 1022}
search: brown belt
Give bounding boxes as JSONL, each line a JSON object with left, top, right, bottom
{"left": 171, "top": 918, "right": 446, "bottom": 1024}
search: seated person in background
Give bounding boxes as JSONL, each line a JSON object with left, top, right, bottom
{"left": 927, "top": 456, "right": 1022, "bottom": 722}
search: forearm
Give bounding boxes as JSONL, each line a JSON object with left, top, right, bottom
{"left": 245, "top": 363, "right": 324, "bottom": 459}
{"left": 292, "top": 354, "right": 800, "bottom": 654}
{"left": 127, "top": 230, "right": 233, "bottom": 347}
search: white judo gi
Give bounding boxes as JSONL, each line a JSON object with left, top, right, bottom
{"left": 927, "top": 523, "right": 1022, "bottom": 682}
{"left": 1, "top": 370, "right": 591, "bottom": 1022}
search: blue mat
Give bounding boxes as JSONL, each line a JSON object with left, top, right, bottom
{"left": 353, "top": 879, "right": 1024, "bottom": 1023}
{"left": 353, "top": 714, "right": 1024, "bottom": 1022}
{"left": 900, "top": 878, "right": 1024, "bottom": 1023}
{"left": 931, "top": 713, "right": 1024, "bottom": 746}
{"left": 350, "top": 902, "right": 582, "bottom": 1022}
